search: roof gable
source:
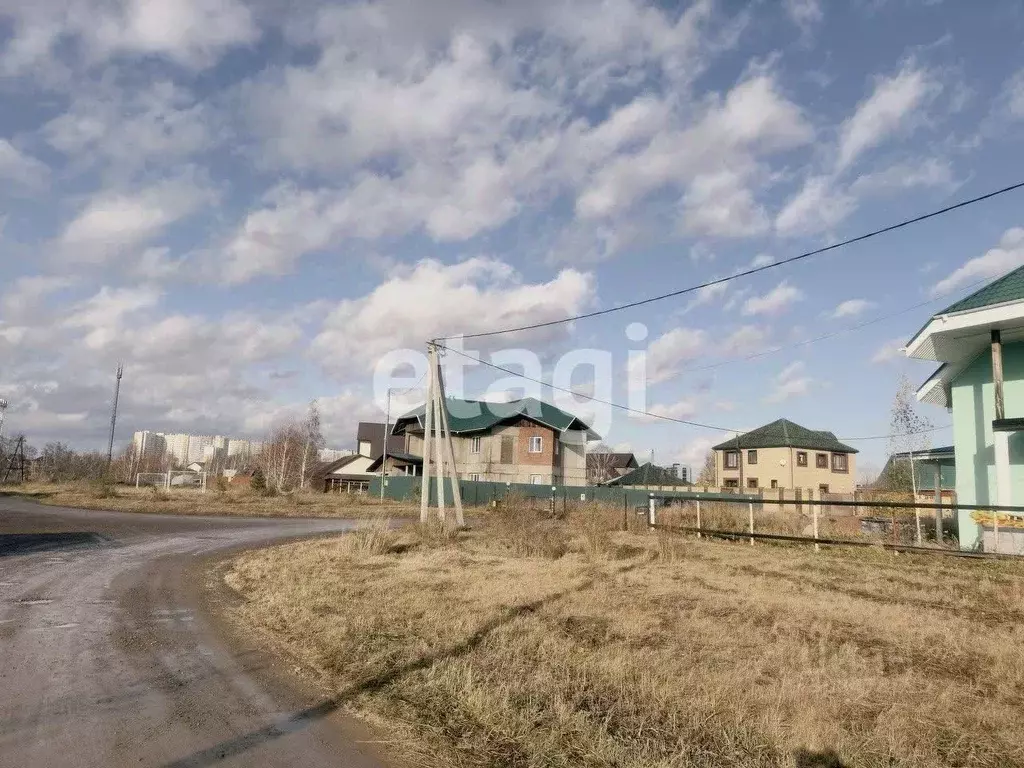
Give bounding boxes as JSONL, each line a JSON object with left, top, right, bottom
{"left": 603, "top": 462, "right": 689, "bottom": 486}
{"left": 393, "top": 397, "right": 597, "bottom": 438}
{"left": 712, "top": 418, "right": 858, "bottom": 454}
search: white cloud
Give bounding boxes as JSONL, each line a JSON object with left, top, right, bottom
{"left": 630, "top": 327, "right": 707, "bottom": 384}
{"left": 764, "top": 360, "right": 812, "bottom": 403}
{"left": 722, "top": 325, "right": 769, "bottom": 355}
{"left": 784, "top": 0, "right": 822, "bottom": 31}
{"left": 836, "top": 64, "right": 939, "bottom": 172}
{"left": 311, "top": 258, "right": 595, "bottom": 372}
{"left": 1, "top": 0, "right": 258, "bottom": 75}
{"left": 1002, "top": 69, "right": 1024, "bottom": 120}
{"left": 0, "top": 276, "right": 70, "bottom": 320}
{"left": 831, "top": 298, "right": 874, "bottom": 319}
{"left": 871, "top": 339, "right": 906, "bottom": 364}
{"left": 635, "top": 398, "right": 699, "bottom": 423}
{"left": 679, "top": 168, "right": 770, "bottom": 238}
{"left": 775, "top": 176, "right": 857, "bottom": 236}
{"left": 931, "top": 228, "right": 1024, "bottom": 295}
{"left": 0, "top": 139, "right": 49, "bottom": 189}
{"left": 742, "top": 281, "right": 803, "bottom": 316}
{"left": 59, "top": 177, "right": 209, "bottom": 264}
{"left": 850, "top": 158, "right": 956, "bottom": 196}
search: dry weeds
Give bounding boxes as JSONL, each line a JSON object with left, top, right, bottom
{"left": 6, "top": 481, "right": 418, "bottom": 518}
{"left": 225, "top": 507, "right": 1024, "bottom": 767}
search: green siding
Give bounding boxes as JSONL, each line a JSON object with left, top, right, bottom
{"left": 951, "top": 340, "right": 1024, "bottom": 549}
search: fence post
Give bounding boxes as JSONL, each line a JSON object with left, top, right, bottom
{"left": 696, "top": 498, "right": 702, "bottom": 539}
{"left": 622, "top": 492, "right": 628, "bottom": 531}
{"left": 748, "top": 500, "right": 754, "bottom": 545}
{"left": 812, "top": 491, "right": 820, "bottom": 553}
{"left": 648, "top": 493, "right": 656, "bottom": 531}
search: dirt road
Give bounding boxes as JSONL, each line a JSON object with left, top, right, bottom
{"left": 0, "top": 495, "right": 394, "bottom": 768}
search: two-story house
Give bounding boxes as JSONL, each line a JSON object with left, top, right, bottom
{"left": 713, "top": 418, "right": 858, "bottom": 494}
{"left": 391, "top": 397, "right": 597, "bottom": 485}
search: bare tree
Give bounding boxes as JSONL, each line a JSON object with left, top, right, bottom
{"left": 587, "top": 443, "right": 618, "bottom": 484}
{"left": 298, "top": 400, "right": 325, "bottom": 490}
{"left": 258, "top": 421, "right": 306, "bottom": 492}
{"left": 883, "top": 374, "right": 933, "bottom": 494}
{"left": 696, "top": 450, "right": 716, "bottom": 487}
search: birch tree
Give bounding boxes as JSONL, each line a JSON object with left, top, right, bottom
{"left": 883, "top": 374, "right": 933, "bottom": 494}
{"left": 299, "top": 400, "right": 325, "bottom": 490}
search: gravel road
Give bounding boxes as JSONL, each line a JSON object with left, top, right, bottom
{"left": 0, "top": 494, "right": 395, "bottom": 768}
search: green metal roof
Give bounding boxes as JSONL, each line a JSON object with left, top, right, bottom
{"left": 392, "top": 397, "right": 596, "bottom": 437}
{"left": 938, "top": 264, "right": 1024, "bottom": 314}
{"left": 602, "top": 462, "right": 690, "bottom": 487}
{"left": 712, "top": 418, "right": 858, "bottom": 454}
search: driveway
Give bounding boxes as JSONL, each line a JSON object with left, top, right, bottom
{"left": 0, "top": 495, "right": 394, "bottom": 768}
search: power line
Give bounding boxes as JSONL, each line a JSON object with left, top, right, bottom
{"left": 451, "top": 179, "right": 1024, "bottom": 341}
{"left": 655, "top": 274, "right": 993, "bottom": 381}
{"left": 434, "top": 342, "right": 949, "bottom": 442}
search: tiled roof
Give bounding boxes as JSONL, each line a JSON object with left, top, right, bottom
{"left": 585, "top": 452, "right": 638, "bottom": 471}
{"left": 712, "top": 418, "right": 858, "bottom": 454}
{"left": 939, "top": 264, "right": 1024, "bottom": 314}
{"left": 393, "top": 397, "right": 595, "bottom": 437}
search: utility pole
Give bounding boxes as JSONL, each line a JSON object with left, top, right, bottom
{"left": 107, "top": 363, "right": 123, "bottom": 469}
{"left": 0, "top": 398, "right": 7, "bottom": 444}
{"left": 418, "top": 342, "right": 464, "bottom": 527}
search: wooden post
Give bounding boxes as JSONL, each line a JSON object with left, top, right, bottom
{"left": 648, "top": 493, "right": 656, "bottom": 531}
{"left": 431, "top": 374, "right": 446, "bottom": 520}
{"left": 812, "top": 490, "right": 820, "bottom": 553}
{"left": 748, "top": 500, "right": 754, "bottom": 545}
{"left": 934, "top": 463, "right": 943, "bottom": 545}
{"left": 696, "top": 498, "right": 702, "bottom": 539}
{"left": 419, "top": 348, "right": 434, "bottom": 523}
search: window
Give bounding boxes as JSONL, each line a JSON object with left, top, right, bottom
{"left": 832, "top": 453, "right": 848, "bottom": 473}
{"left": 470, "top": 473, "right": 480, "bottom": 481}
{"left": 723, "top": 478, "right": 739, "bottom": 488}
{"left": 500, "top": 435, "right": 514, "bottom": 463}
{"left": 815, "top": 453, "right": 828, "bottom": 469}
{"left": 528, "top": 436, "right": 543, "bottom": 453}
{"left": 796, "top": 451, "right": 808, "bottom": 467}
{"left": 724, "top": 450, "right": 740, "bottom": 469}
{"left": 530, "top": 474, "right": 544, "bottom": 484}
{"left": 471, "top": 436, "right": 482, "bottom": 454}
{"left": 819, "top": 484, "right": 830, "bottom": 495}
{"left": 746, "top": 477, "right": 758, "bottom": 489}
{"left": 747, "top": 449, "right": 757, "bottom": 465}
{"left": 770, "top": 479, "right": 778, "bottom": 489}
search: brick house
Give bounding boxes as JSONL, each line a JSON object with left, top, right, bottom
{"left": 391, "top": 397, "right": 597, "bottom": 485}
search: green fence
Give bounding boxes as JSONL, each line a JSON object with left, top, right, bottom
{"left": 370, "top": 476, "right": 761, "bottom": 510}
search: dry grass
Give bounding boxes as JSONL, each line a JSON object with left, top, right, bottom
{"left": 6, "top": 481, "right": 418, "bottom": 518}
{"left": 224, "top": 506, "right": 1024, "bottom": 767}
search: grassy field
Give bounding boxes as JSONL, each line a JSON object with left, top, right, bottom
{"left": 224, "top": 505, "right": 1024, "bottom": 768}
{"left": 5, "top": 482, "right": 418, "bottom": 518}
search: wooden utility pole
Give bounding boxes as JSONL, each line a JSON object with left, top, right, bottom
{"left": 992, "top": 329, "right": 1008, "bottom": 552}
{"left": 107, "top": 363, "right": 123, "bottom": 469}
{"left": 418, "top": 342, "right": 464, "bottom": 527}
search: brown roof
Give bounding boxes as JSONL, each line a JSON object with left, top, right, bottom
{"left": 356, "top": 422, "right": 405, "bottom": 459}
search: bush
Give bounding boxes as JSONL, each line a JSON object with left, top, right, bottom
{"left": 250, "top": 468, "right": 267, "bottom": 493}
{"left": 340, "top": 517, "right": 396, "bottom": 556}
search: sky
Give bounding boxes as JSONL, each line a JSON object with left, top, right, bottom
{"left": 2, "top": 0, "right": 1024, "bottom": 478}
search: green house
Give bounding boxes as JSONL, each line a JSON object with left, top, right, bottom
{"left": 906, "top": 266, "right": 1024, "bottom": 551}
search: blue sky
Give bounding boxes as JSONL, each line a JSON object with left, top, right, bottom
{"left": 2, "top": 0, "right": 1024, "bottom": 477}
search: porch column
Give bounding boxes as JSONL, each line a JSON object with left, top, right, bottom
{"left": 992, "top": 329, "right": 1012, "bottom": 508}
{"left": 934, "top": 462, "right": 942, "bottom": 544}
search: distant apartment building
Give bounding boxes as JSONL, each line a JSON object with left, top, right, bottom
{"left": 131, "top": 431, "right": 264, "bottom": 467}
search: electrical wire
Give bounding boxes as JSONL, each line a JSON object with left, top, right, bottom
{"left": 448, "top": 179, "right": 1024, "bottom": 341}
{"left": 434, "top": 342, "right": 949, "bottom": 442}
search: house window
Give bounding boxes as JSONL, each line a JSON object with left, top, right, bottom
{"left": 471, "top": 436, "right": 482, "bottom": 454}
{"left": 832, "top": 453, "right": 848, "bottom": 473}
{"left": 528, "top": 436, "right": 543, "bottom": 453}
{"left": 470, "top": 473, "right": 480, "bottom": 481}
{"left": 724, "top": 451, "right": 740, "bottom": 469}
{"left": 500, "top": 435, "right": 514, "bottom": 463}
{"left": 819, "top": 484, "right": 830, "bottom": 495}
{"left": 815, "top": 453, "right": 828, "bottom": 469}
{"left": 770, "top": 479, "right": 778, "bottom": 489}
{"left": 746, "top": 477, "right": 758, "bottom": 489}
{"left": 747, "top": 450, "right": 757, "bottom": 465}
{"left": 723, "top": 478, "right": 739, "bottom": 488}
{"left": 796, "top": 451, "right": 808, "bottom": 467}
{"left": 530, "top": 474, "right": 544, "bottom": 484}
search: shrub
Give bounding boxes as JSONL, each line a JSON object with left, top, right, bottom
{"left": 250, "top": 468, "right": 267, "bottom": 493}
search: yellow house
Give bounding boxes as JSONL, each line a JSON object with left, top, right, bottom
{"left": 712, "top": 418, "right": 858, "bottom": 494}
